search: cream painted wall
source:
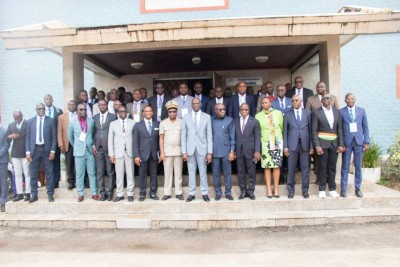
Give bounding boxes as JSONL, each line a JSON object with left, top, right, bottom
{"left": 94, "top": 68, "right": 291, "bottom": 97}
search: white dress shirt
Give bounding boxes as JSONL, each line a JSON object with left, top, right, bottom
{"left": 240, "top": 115, "right": 249, "bottom": 130}
{"left": 69, "top": 111, "right": 77, "bottom": 122}
{"left": 108, "top": 100, "right": 115, "bottom": 114}
{"left": 322, "top": 106, "right": 334, "bottom": 129}
{"left": 35, "top": 115, "right": 45, "bottom": 145}
{"left": 215, "top": 97, "right": 224, "bottom": 104}
{"left": 293, "top": 107, "right": 302, "bottom": 120}
{"left": 192, "top": 110, "right": 201, "bottom": 127}
{"left": 347, "top": 106, "right": 356, "bottom": 120}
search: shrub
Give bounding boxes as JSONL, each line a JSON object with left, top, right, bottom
{"left": 381, "top": 134, "right": 400, "bottom": 184}
{"left": 362, "top": 140, "right": 382, "bottom": 168}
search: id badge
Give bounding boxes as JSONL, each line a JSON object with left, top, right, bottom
{"left": 182, "top": 108, "right": 188, "bottom": 117}
{"left": 157, "top": 107, "right": 162, "bottom": 116}
{"left": 79, "top": 132, "right": 86, "bottom": 142}
{"left": 134, "top": 114, "right": 140, "bottom": 122}
{"left": 350, "top": 122, "right": 357, "bottom": 133}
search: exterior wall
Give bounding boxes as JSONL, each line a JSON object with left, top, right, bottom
{"left": 0, "top": 0, "right": 399, "bottom": 149}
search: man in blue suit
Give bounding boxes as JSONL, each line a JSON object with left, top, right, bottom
{"left": 193, "top": 82, "right": 210, "bottom": 113}
{"left": 228, "top": 81, "right": 255, "bottom": 119}
{"left": 340, "top": 93, "right": 370, "bottom": 198}
{"left": 0, "top": 117, "right": 10, "bottom": 212}
{"left": 272, "top": 84, "right": 292, "bottom": 113}
{"left": 283, "top": 95, "right": 314, "bottom": 199}
{"left": 25, "top": 103, "right": 57, "bottom": 203}
{"left": 68, "top": 103, "right": 98, "bottom": 202}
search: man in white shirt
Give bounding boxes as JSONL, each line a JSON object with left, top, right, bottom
{"left": 173, "top": 82, "right": 194, "bottom": 119}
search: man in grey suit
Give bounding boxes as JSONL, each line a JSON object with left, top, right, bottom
{"left": 283, "top": 95, "right": 314, "bottom": 199}
{"left": 26, "top": 103, "right": 57, "bottom": 203}
{"left": 312, "top": 95, "right": 344, "bottom": 199}
{"left": 234, "top": 103, "right": 261, "bottom": 200}
{"left": 6, "top": 110, "right": 31, "bottom": 202}
{"left": 133, "top": 105, "right": 160, "bottom": 202}
{"left": 109, "top": 105, "right": 135, "bottom": 202}
{"left": 92, "top": 99, "right": 117, "bottom": 201}
{"left": 0, "top": 117, "right": 10, "bottom": 212}
{"left": 173, "top": 82, "right": 194, "bottom": 119}
{"left": 182, "top": 98, "right": 213, "bottom": 202}
{"left": 127, "top": 89, "right": 148, "bottom": 122}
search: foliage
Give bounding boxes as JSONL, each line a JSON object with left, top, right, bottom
{"left": 362, "top": 140, "right": 382, "bottom": 168}
{"left": 381, "top": 133, "right": 400, "bottom": 187}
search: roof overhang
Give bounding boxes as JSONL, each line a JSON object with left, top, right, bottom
{"left": 1, "top": 6, "right": 399, "bottom": 50}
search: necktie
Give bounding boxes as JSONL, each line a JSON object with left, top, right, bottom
{"left": 182, "top": 97, "right": 186, "bottom": 107}
{"left": 241, "top": 118, "right": 246, "bottom": 134}
{"left": 349, "top": 109, "right": 355, "bottom": 122}
{"left": 101, "top": 114, "right": 104, "bottom": 128}
{"left": 48, "top": 108, "right": 52, "bottom": 118}
{"left": 280, "top": 99, "right": 284, "bottom": 110}
{"left": 296, "top": 111, "right": 301, "bottom": 127}
{"left": 147, "top": 121, "right": 152, "bottom": 135}
{"left": 39, "top": 118, "right": 43, "bottom": 142}
{"left": 194, "top": 113, "right": 198, "bottom": 131}
{"left": 122, "top": 120, "right": 125, "bottom": 133}
{"left": 157, "top": 96, "right": 162, "bottom": 121}
{"left": 133, "top": 103, "right": 138, "bottom": 115}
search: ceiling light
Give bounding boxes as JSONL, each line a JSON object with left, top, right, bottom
{"left": 131, "top": 62, "right": 144, "bottom": 69}
{"left": 255, "top": 56, "right": 269, "bottom": 63}
{"left": 192, "top": 56, "right": 201, "bottom": 65}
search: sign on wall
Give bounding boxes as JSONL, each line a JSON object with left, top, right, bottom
{"left": 140, "top": 0, "right": 229, "bottom": 13}
{"left": 226, "top": 77, "right": 263, "bottom": 87}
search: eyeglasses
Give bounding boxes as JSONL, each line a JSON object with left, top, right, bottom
{"left": 114, "top": 104, "right": 122, "bottom": 106}
{"left": 217, "top": 108, "right": 226, "bottom": 111}
{"left": 321, "top": 98, "right": 331, "bottom": 101}
{"left": 37, "top": 108, "right": 45, "bottom": 110}
{"left": 168, "top": 110, "right": 177, "bottom": 113}
{"left": 79, "top": 108, "right": 87, "bottom": 111}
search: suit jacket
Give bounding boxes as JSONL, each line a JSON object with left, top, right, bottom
{"left": 286, "top": 87, "right": 313, "bottom": 107}
{"left": 93, "top": 112, "right": 118, "bottom": 153}
{"left": 108, "top": 118, "right": 135, "bottom": 158}
{"left": 206, "top": 97, "right": 230, "bottom": 117}
{"left": 0, "top": 127, "right": 10, "bottom": 164}
{"left": 132, "top": 120, "right": 160, "bottom": 161}
{"left": 26, "top": 116, "right": 57, "bottom": 156}
{"left": 234, "top": 116, "right": 261, "bottom": 159}
{"left": 57, "top": 113, "right": 72, "bottom": 152}
{"left": 228, "top": 94, "right": 255, "bottom": 119}
{"left": 272, "top": 97, "right": 292, "bottom": 113}
{"left": 181, "top": 111, "right": 213, "bottom": 156}
{"left": 283, "top": 108, "right": 313, "bottom": 152}
{"left": 306, "top": 94, "right": 339, "bottom": 112}
{"left": 126, "top": 101, "right": 148, "bottom": 122}
{"left": 312, "top": 107, "right": 344, "bottom": 149}
{"left": 339, "top": 106, "right": 370, "bottom": 147}
{"left": 6, "top": 120, "right": 28, "bottom": 158}
{"left": 68, "top": 117, "right": 95, "bottom": 157}
{"left": 148, "top": 94, "right": 173, "bottom": 121}
{"left": 193, "top": 94, "right": 210, "bottom": 112}
{"left": 173, "top": 95, "right": 194, "bottom": 119}
{"left": 211, "top": 116, "right": 235, "bottom": 157}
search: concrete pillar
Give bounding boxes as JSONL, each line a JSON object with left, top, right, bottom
{"left": 63, "top": 48, "right": 84, "bottom": 110}
{"left": 319, "top": 36, "right": 342, "bottom": 106}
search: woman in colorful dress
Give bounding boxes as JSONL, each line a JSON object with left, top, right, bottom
{"left": 255, "top": 97, "right": 284, "bottom": 198}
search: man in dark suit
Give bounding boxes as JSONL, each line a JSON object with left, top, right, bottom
{"left": 283, "top": 95, "right": 314, "bottom": 199}
{"left": 6, "top": 110, "right": 31, "bottom": 202}
{"left": 26, "top": 103, "right": 57, "bottom": 203}
{"left": 206, "top": 86, "right": 229, "bottom": 117}
{"left": 340, "top": 93, "right": 370, "bottom": 198}
{"left": 228, "top": 81, "right": 255, "bottom": 119}
{"left": 312, "top": 95, "right": 344, "bottom": 199}
{"left": 285, "top": 76, "right": 313, "bottom": 108}
{"left": 44, "top": 94, "right": 63, "bottom": 189}
{"left": 193, "top": 82, "right": 210, "bottom": 113}
{"left": 148, "top": 82, "right": 172, "bottom": 122}
{"left": 92, "top": 99, "right": 117, "bottom": 201}
{"left": 0, "top": 117, "right": 10, "bottom": 212}
{"left": 234, "top": 103, "right": 261, "bottom": 200}
{"left": 88, "top": 87, "right": 98, "bottom": 110}
{"left": 133, "top": 105, "right": 160, "bottom": 201}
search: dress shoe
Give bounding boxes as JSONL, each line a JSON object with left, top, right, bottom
{"left": 54, "top": 183, "right": 59, "bottom": 189}
{"left": 0, "top": 204, "right": 5, "bottom": 212}
{"left": 302, "top": 192, "right": 310, "bottom": 199}
{"left": 238, "top": 192, "right": 247, "bottom": 200}
{"left": 68, "top": 184, "right": 74, "bottom": 190}
{"left": 48, "top": 195, "right": 54, "bottom": 202}
{"left": 288, "top": 192, "right": 294, "bottom": 199}
{"left": 202, "top": 195, "right": 210, "bottom": 202}
{"left": 186, "top": 195, "right": 195, "bottom": 202}
{"left": 150, "top": 195, "right": 159, "bottom": 200}
{"left": 113, "top": 196, "right": 124, "bottom": 202}
{"left": 13, "top": 194, "right": 24, "bottom": 202}
{"left": 128, "top": 196, "right": 134, "bottom": 202}
{"left": 355, "top": 189, "right": 363, "bottom": 198}
{"left": 248, "top": 194, "right": 256, "bottom": 200}
{"left": 100, "top": 195, "right": 107, "bottom": 201}
{"left": 226, "top": 195, "right": 234, "bottom": 201}
{"left": 107, "top": 194, "right": 113, "bottom": 201}
{"left": 29, "top": 196, "right": 38, "bottom": 203}
{"left": 92, "top": 195, "right": 100, "bottom": 201}
{"left": 78, "top": 196, "right": 84, "bottom": 202}
{"left": 162, "top": 195, "right": 171, "bottom": 201}
{"left": 215, "top": 195, "right": 221, "bottom": 201}
{"left": 340, "top": 191, "right": 347, "bottom": 198}
{"left": 139, "top": 196, "right": 146, "bottom": 202}
{"left": 24, "top": 194, "right": 31, "bottom": 201}
{"left": 176, "top": 194, "right": 184, "bottom": 200}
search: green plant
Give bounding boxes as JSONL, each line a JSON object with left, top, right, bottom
{"left": 382, "top": 133, "right": 400, "bottom": 184}
{"left": 362, "top": 140, "right": 382, "bottom": 168}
